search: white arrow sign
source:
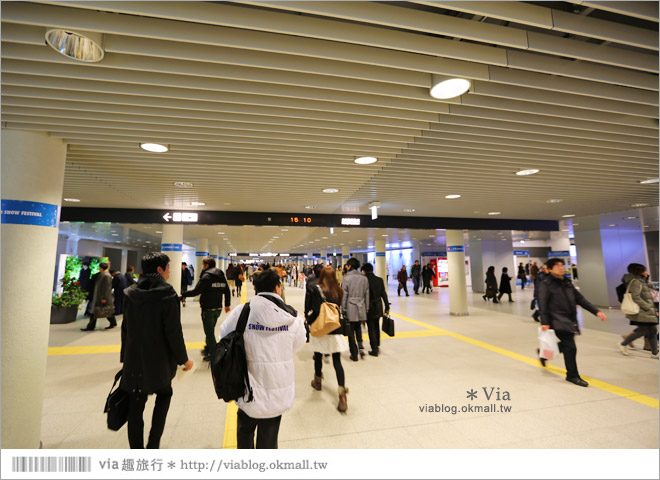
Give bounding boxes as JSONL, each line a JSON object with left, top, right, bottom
{"left": 163, "top": 212, "right": 172, "bottom": 222}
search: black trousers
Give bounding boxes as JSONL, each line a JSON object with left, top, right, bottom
{"left": 397, "top": 282, "right": 409, "bottom": 296}
{"left": 622, "top": 325, "right": 658, "bottom": 354}
{"left": 347, "top": 322, "right": 364, "bottom": 358}
{"left": 366, "top": 315, "right": 381, "bottom": 353}
{"left": 237, "top": 409, "right": 282, "bottom": 449}
{"left": 84, "top": 313, "right": 117, "bottom": 330}
{"left": 313, "top": 351, "right": 345, "bottom": 386}
{"left": 555, "top": 330, "right": 579, "bottom": 379}
{"left": 127, "top": 384, "right": 173, "bottom": 449}
{"left": 498, "top": 291, "right": 513, "bottom": 301}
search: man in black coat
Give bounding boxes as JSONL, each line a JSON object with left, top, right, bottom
{"left": 411, "top": 260, "right": 422, "bottom": 295}
{"left": 120, "top": 252, "right": 193, "bottom": 449}
{"left": 539, "top": 258, "right": 606, "bottom": 387}
{"left": 361, "top": 263, "right": 390, "bottom": 357}
{"left": 125, "top": 265, "right": 136, "bottom": 287}
{"left": 110, "top": 269, "right": 128, "bottom": 315}
{"left": 181, "top": 257, "right": 231, "bottom": 360}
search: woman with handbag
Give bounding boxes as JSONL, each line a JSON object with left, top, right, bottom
{"left": 305, "top": 266, "right": 350, "bottom": 412}
{"left": 483, "top": 266, "right": 499, "bottom": 303}
{"left": 618, "top": 263, "right": 659, "bottom": 358}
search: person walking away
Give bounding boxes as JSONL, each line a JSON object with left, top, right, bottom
{"left": 306, "top": 266, "right": 350, "bottom": 411}
{"left": 79, "top": 261, "right": 92, "bottom": 292}
{"left": 530, "top": 262, "right": 539, "bottom": 282}
{"left": 180, "top": 257, "right": 231, "bottom": 361}
{"left": 539, "top": 258, "right": 607, "bottom": 386}
{"left": 618, "top": 263, "right": 659, "bottom": 358}
{"left": 483, "top": 266, "right": 499, "bottom": 303}
{"left": 125, "top": 265, "right": 136, "bottom": 287}
{"left": 235, "top": 266, "right": 244, "bottom": 297}
{"left": 110, "top": 269, "right": 128, "bottom": 315}
{"left": 341, "top": 258, "right": 369, "bottom": 361}
{"left": 397, "top": 265, "right": 410, "bottom": 297}
{"left": 571, "top": 263, "right": 579, "bottom": 280}
{"left": 84, "top": 266, "right": 98, "bottom": 317}
{"left": 498, "top": 267, "right": 514, "bottom": 302}
{"left": 180, "top": 263, "right": 192, "bottom": 307}
{"left": 411, "top": 260, "right": 422, "bottom": 295}
{"left": 421, "top": 265, "right": 431, "bottom": 294}
{"left": 219, "top": 268, "right": 306, "bottom": 448}
{"left": 360, "top": 263, "right": 389, "bottom": 357}
{"left": 81, "top": 262, "right": 117, "bottom": 330}
{"left": 226, "top": 264, "right": 236, "bottom": 297}
{"left": 517, "top": 263, "right": 527, "bottom": 290}
{"left": 120, "top": 252, "right": 193, "bottom": 448}
{"left": 532, "top": 264, "right": 548, "bottom": 322}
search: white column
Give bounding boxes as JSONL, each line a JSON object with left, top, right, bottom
{"left": 1, "top": 129, "right": 67, "bottom": 448}
{"left": 194, "top": 237, "right": 209, "bottom": 286}
{"left": 321, "top": 250, "right": 327, "bottom": 265}
{"left": 342, "top": 245, "right": 350, "bottom": 266}
{"left": 447, "top": 229, "right": 469, "bottom": 316}
{"left": 161, "top": 224, "right": 183, "bottom": 294}
{"left": 218, "top": 250, "right": 226, "bottom": 272}
{"left": 209, "top": 244, "right": 219, "bottom": 268}
{"left": 375, "top": 239, "right": 386, "bottom": 282}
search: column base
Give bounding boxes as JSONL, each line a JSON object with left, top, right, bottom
{"left": 450, "top": 312, "right": 470, "bottom": 317}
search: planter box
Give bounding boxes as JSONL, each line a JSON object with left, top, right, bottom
{"left": 50, "top": 305, "right": 79, "bottom": 324}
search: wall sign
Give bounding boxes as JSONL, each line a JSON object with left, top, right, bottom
{"left": 1, "top": 199, "right": 60, "bottom": 227}
{"left": 163, "top": 212, "right": 198, "bottom": 222}
{"left": 161, "top": 243, "right": 182, "bottom": 252}
{"left": 447, "top": 245, "right": 465, "bottom": 253}
{"left": 514, "top": 250, "right": 530, "bottom": 256}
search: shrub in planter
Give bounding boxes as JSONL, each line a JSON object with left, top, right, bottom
{"left": 51, "top": 277, "right": 87, "bottom": 324}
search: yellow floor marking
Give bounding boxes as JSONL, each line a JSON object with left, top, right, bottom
{"left": 221, "top": 279, "right": 248, "bottom": 449}
{"left": 389, "top": 312, "right": 441, "bottom": 331}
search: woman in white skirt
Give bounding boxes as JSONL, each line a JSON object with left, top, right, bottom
{"left": 305, "top": 266, "right": 350, "bottom": 412}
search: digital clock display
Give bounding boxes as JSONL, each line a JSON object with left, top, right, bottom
{"left": 289, "top": 216, "right": 313, "bottom": 224}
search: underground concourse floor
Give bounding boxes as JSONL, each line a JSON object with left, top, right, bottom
{"left": 42, "top": 281, "right": 659, "bottom": 449}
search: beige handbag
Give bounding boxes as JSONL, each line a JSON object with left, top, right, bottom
{"left": 309, "top": 286, "right": 342, "bottom": 338}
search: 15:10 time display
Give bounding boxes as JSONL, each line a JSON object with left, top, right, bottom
{"left": 290, "top": 216, "right": 312, "bottom": 224}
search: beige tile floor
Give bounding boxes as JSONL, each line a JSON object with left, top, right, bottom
{"left": 42, "top": 280, "right": 659, "bottom": 449}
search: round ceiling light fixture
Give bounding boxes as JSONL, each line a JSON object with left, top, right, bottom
{"left": 45, "top": 29, "right": 104, "bottom": 62}
{"left": 322, "top": 188, "right": 339, "bottom": 193}
{"left": 445, "top": 194, "right": 461, "bottom": 199}
{"left": 140, "top": 143, "right": 169, "bottom": 153}
{"left": 173, "top": 181, "right": 194, "bottom": 188}
{"left": 354, "top": 156, "right": 378, "bottom": 165}
{"left": 515, "top": 169, "right": 540, "bottom": 176}
{"left": 639, "top": 178, "right": 659, "bottom": 184}
{"left": 430, "top": 75, "right": 471, "bottom": 100}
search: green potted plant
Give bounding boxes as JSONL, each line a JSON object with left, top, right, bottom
{"left": 51, "top": 276, "right": 87, "bottom": 324}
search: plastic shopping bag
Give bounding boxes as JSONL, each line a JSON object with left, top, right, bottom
{"left": 538, "top": 327, "right": 559, "bottom": 361}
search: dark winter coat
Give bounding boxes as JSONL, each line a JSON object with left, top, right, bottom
{"left": 181, "top": 267, "right": 231, "bottom": 310}
{"left": 538, "top": 274, "right": 600, "bottom": 334}
{"left": 92, "top": 271, "right": 114, "bottom": 309}
{"left": 78, "top": 267, "right": 91, "bottom": 291}
{"left": 125, "top": 271, "right": 136, "bottom": 287}
{"left": 305, "top": 285, "right": 344, "bottom": 335}
{"left": 365, "top": 272, "right": 390, "bottom": 320}
{"left": 397, "top": 268, "right": 408, "bottom": 284}
{"left": 112, "top": 273, "right": 128, "bottom": 315}
{"left": 485, "top": 271, "right": 498, "bottom": 294}
{"left": 499, "top": 273, "right": 513, "bottom": 294}
{"left": 422, "top": 267, "right": 436, "bottom": 284}
{"left": 120, "top": 275, "right": 189, "bottom": 394}
{"left": 622, "top": 273, "right": 658, "bottom": 326}
{"left": 517, "top": 266, "right": 526, "bottom": 280}
{"left": 411, "top": 264, "right": 422, "bottom": 279}
{"left": 180, "top": 268, "right": 192, "bottom": 289}
{"left": 533, "top": 271, "right": 546, "bottom": 301}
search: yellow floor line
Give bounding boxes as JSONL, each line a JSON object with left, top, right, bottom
{"left": 221, "top": 280, "right": 248, "bottom": 449}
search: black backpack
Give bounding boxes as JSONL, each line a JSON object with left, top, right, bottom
{"left": 615, "top": 282, "right": 627, "bottom": 303}
{"left": 211, "top": 302, "right": 254, "bottom": 403}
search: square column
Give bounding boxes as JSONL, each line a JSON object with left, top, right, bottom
{"left": 161, "top": 224, "right": 183, "bottom": 294}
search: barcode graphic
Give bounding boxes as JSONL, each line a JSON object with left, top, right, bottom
{"left": 12, "top": 457, "right": 91, "bottom": 473}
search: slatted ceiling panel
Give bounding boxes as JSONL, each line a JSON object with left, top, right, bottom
{"left": 2, "top": 2, "right": 658, "bottom": 224}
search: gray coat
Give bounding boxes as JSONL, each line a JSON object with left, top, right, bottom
{"left": 622, "top": 273, "right": 658, "bottom": 325}
{"left": 92, "top": 270, "right": 114, "bottom": 308}
{"left": 341, "top": 270, "right": 369, "bottom": 323}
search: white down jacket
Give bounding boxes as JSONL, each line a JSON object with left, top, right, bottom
{"left": 219, "top": 293, "right": 306, "bottom": 419}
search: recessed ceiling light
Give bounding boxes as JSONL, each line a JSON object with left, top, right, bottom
{"left": 217, "top": 232, "right": 225, "bottom": 235}
{"left": 632, "top": 203, "right": 649, "bottom": 207}
{"left": 639, "top": 178, "right": 659, "bottom": 184}
{"left": 63, "top": 198, "right": 80, "bottom": 202}
{"left": 627, "top": 216, "right": 638, "bottom": 219}
{"left": 382, "top": 234, "right": 388, "bottom": 237}
{"left": 561, "top": 229, "right": 569, "bottom": 232}
{"left": 224, "top": 202, "right": 231, "bottom": 206}
{"left": 304, "top": 205, "right": 317, "bottom": 209}
{"left": 342, "top": 230, "right": 350, "bottom": 233}
{"left": 445, "top": 194, "right": 461, "bottom": 199}
{"left": 515, "top": 169, "right": 540, "bottom": 176}
{"left": 173, "top": 181, "right": 193, "bottom": 188}
{"left": 140, "top": 143, "right": 169, "bottom": 153}
{"left": 322, "top": 236, "right": 328, "bottom": 239}
{"left": 430, "top": 75, "right": 471, "bottom": 100}
{"left": 111, "top": 233, "right": 119, "bottom": 236}
{"left": 520, "top": 240, "right": 525, "bottom": 244}
{"left": 488, "top": 212, "right": 501, "bottom": 215}
{"left": 546, "top": 199, "right": 562, "bottom": 203}
{"left": 562, "top": 214, "right": 575, "bottom": 218}
{"left": 281, "top": 229, "right": 288, "bottom": 232}
{"left": 404, "top": 209, "right": 415, "bottom": 213}
{"left": 429, "top": 235, "right": 434, "bottom": 237}
{"left": 322, "top": 188, "right": 339, "bottom": 193}
{"left": 608, "top": 224, "right": 616, "bottom": 227}
{"left": 45, "top": 29, "right": 104, "bottom": 62}
{"left": 573, "top": 223, "right": 580, "bottom": 226}
{"left": 191, "top": 201, "right": 205, "bottom": 206}
{"left": 354, "top": 156, "right": 378, "bottom": 165}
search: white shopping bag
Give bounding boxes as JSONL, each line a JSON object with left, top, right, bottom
{"left": 538, "top": 327, "right": 560, "bottom": 361}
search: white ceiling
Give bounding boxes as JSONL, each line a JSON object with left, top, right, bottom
{"left": 2, "top": 1, "right": 658, "bottom": 223}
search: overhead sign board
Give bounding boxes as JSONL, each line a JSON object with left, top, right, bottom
{"left": 341, "top": 217, "right": 361, "bottom": 226}
{"left": 163, "top": 212, "right": 198, "bottom": 222}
